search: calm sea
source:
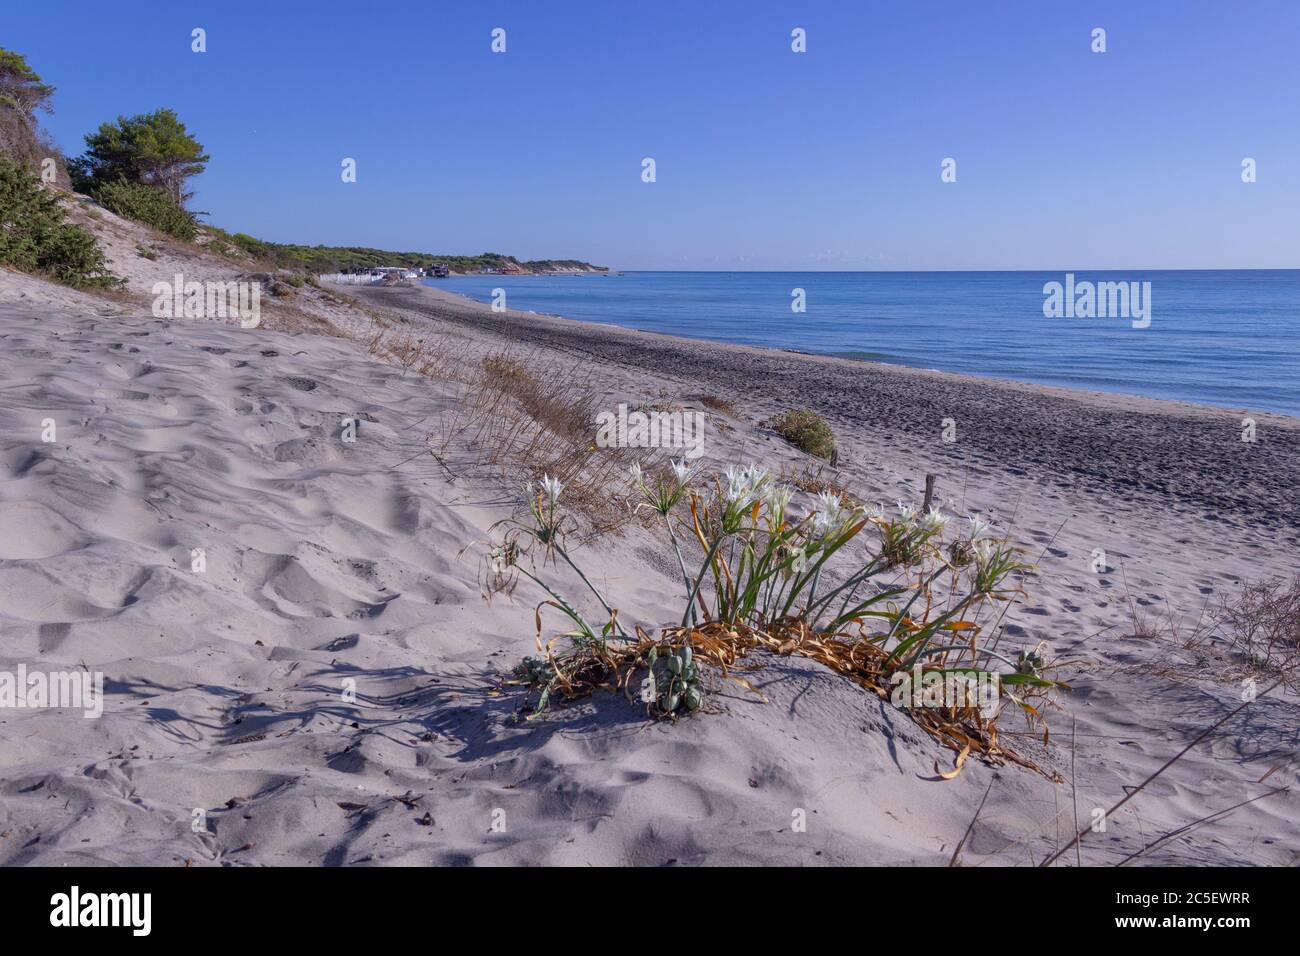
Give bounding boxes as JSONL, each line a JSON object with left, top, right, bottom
{"left": 426, "top": 271, "right": 1300, "bottom": 417}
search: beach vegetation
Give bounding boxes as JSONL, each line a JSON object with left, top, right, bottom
{"left": 1219, "top": 575, "right": 1299, "bottom": 686}
{"left": 767, "top": 408, "right": 836, "bottom": 459}
{"left": 89, "top": 179, "right": 197, "bottom": 240}
{"left": 695, "top": 393, "right": 738, "bottom": 416}
{"left": 278, "top": 271, "right": 317, "bottom": 288}
{"left": 481, "top": 352, "right": 537, "bottom": 391}
{"left": 61, "top": 107, "right": 205, "bottom": 241}
{"left": 477, "top": 351, "right": 592, "bottom": 447}
{"left": 430, "top": 348, "right": 644, "bottom": 533}
{"left": 494, "top": 464, "right": 1065, "bottom": 776}
{"left": 781, "top": 462, "right": 862, "bottom": 507}
{"left": 0, "top": 155, "right": 119, "bottom": 288}
{"left": 1110, "top": 575, "right": 1299, "bottom": 694}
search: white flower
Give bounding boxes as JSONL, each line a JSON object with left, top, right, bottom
{"left": 629, "top": 462, "right": 644, "bottom": 487}
{"left": 896, "top": 501, "right": 917, "bottom": 524}
{"left": 763, "top": 482, "right": 794, "bottom": 516}
{"left": 973, "top": 540, "right": 995, "bottom": 566}
{"left": 790, "top": 547, "right": 808, "bottom": 574}
{"left": 670, "top": 459, "right": 695, "bottom": 487}
{"left": 968, "top": 514, "right": 990, "bottom": 540}
{"left": 539, "top": 475, "right": 563, "bottom": 507}
{"left": 919, "top": 506, "right": 949, "bottom": 534}
{"left": 723, "top": 464, "right": 767, "bottom": 506}
{"left": 722, "top": 466, "right": 745, "bottom": 502}
{"left": 810, "top": 491, "right": 846, "bottom": 539}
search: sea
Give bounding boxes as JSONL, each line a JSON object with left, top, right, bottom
{"left": 425, "top": 270, "right": 1300, "bottom": 417}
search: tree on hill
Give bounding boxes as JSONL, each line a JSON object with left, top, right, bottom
{"left": 0, "top": 48, "right": 53, "bottom": 118}
{"left": 0, "top": 47, "right": 65, "bottom": 181}
{"left": 70, "top": 108, "right": 209, "bottom": 206}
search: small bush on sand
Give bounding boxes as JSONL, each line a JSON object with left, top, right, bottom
{"left": 0, "top": 156, "right": 119, "bottom": 288}
{"left": 491, "top": 466, "right": 1063, "bottom": 777}
{"left": 90, "top": 179, "right": 197, "bottom": 240}
{"left": 34, "top": 223, "right": 118, "bottom": 287}
{"left": 279, "top": 271, "right": 317, "bottom": 289}
{"left": 768, "top": 408, "right": 836, "bottom": 459}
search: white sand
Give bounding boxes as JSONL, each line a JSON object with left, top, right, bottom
{"left": 0, "top": 272, "right": 1296, "bottom": 865}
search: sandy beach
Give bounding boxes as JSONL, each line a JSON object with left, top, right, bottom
{"left": 8, "top": 9, "right": 1300, "bottom": 938}
{"left": 1, "top": 272, "right": 1296, "bottom": 866}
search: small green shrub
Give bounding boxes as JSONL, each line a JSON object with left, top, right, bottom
{"left": 768, "top": 408, "right": 836, "bottom": 459}
{"left": 91, "top": 179, "right": 197, "bottom": 240}
{"left": 0, "top": 155, "right": 119, "bottom": 288}
{"left": 135, "top": 243, "right": 158, "bottom": 260}
{"left": 280, "top": 271, "right": 317, "bottom": 288}
{"left": 37, "top": 223, "right": 119, "bottom": 287}
{"left": 228, "top": 232, "right": 274, "bottom": 261}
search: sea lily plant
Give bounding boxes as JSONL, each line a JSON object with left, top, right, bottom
{"left": 491, "top": 461, "right": 1065, "bottom": 775}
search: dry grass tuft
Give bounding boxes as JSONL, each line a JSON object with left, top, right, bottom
{"left": 1218, "top": 575, "right": 1300, "bottom": 686}
{"left": 781, "top": 462, "right": 863, "bottom": 508}
{"left": 436, "top": 349, "right": 652, "bottom": 535}
{"left": 1116, "top": 576, "right": 1300, "bottom": 690}
{"left": 481, "top": 352, "right": 534, "bottom": 388}
{"left": 694, "top": 393, "right": 738, "bottom": 416}
{"left": 370, "top": 328, "right": 465, "bottom": 379}
{"left": 344, "top": 316, "right": 642, "bottom": 534}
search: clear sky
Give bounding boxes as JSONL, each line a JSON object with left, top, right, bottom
{"left": 9, "top": 0, "right": 1300, "bottom": 270}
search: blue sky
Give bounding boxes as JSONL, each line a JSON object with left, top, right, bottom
{"left": 9, "top": 0, "right": 1300, "bottom": 270}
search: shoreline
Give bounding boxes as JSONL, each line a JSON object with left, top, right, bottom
{"left": 357, "top": 282, "right": 1300, "bottom": 535}
{"left": 421, "top": 281, "right": 1300, "bottom": 422}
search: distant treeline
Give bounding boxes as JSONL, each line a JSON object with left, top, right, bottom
{"left": 201, "top": 235, "right": 607, "bottom": 275}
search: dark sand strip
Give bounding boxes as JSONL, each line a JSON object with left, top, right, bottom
{"left": 355, "top": 284, "right": 1300, "bottom": 537}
